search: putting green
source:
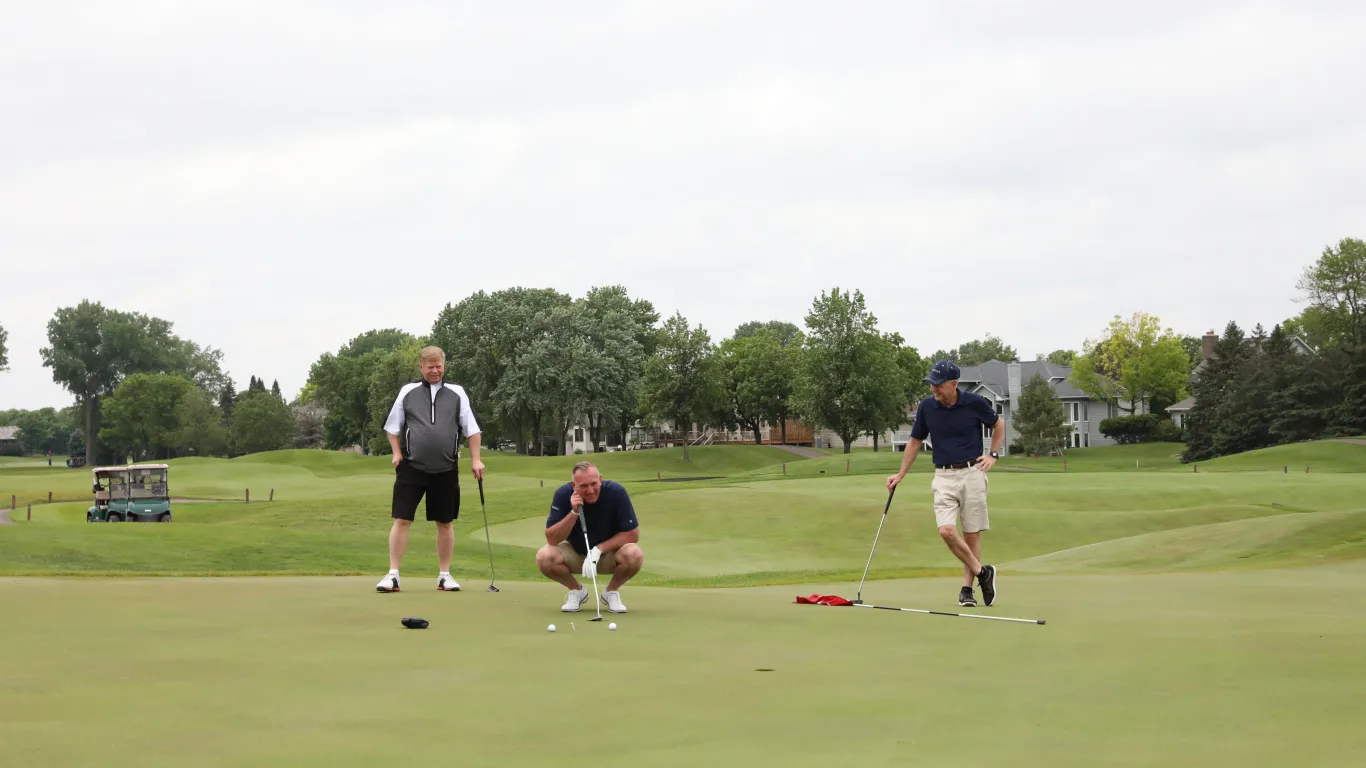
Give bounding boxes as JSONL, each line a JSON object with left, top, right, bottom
{"left": 2, "top": 568, "right": 1364, "bottom": 766}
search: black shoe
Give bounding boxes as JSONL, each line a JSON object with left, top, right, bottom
{"left": 977, "top": 565, "right": 996, "bottom": 606}
{"left": 958, "top": 587, "right": 977, "bottom": 607}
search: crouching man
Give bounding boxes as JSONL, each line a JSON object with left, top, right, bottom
{"left": 536, "top": 461, "right": 644, "bottom": 613}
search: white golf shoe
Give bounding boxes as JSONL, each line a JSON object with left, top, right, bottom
{"left": 601, "top": 590, "right": 627, "bottom": 613}
{"left": 376, "top": 572, "right": 400, "bottom": 593}
{"left": 437, "top": 574, "right": 461, "bottom": 592}
{"left": 561, "top": 587, "right": 589, "bottom": 612}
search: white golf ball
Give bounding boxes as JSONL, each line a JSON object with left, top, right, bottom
{"left": 609, "top": 622, "right": 617, "bottom": 631}
{"left": 547, "top": 624, "right": 556, "bottom": 632}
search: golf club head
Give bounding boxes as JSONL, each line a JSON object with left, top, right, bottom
{"left": 588, "top": 616, "right": 603, "bottom": 622}
{"left": 487, "top": 584, "right": 499, "bottom": 593}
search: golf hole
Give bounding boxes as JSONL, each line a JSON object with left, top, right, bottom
{"left": 755, "top": 668, "right": 774, "bottom": 672}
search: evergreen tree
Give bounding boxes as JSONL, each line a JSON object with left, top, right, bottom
{"left": 1012, "top": 372, "right": 1070, "bottom": 455}
{"left": 219, "top": 380, "right": 236, "bottom": 423}
{"left": 1182, "top": 321, "right": 1248, "bottom": 462}
{"left": 1333, "top": 345, "right": 1366, "bottom": 436}
{"left": 1215, "top": 324, "right": 1274, "bottom": 455}
{"left": 271, "top": 379, "right": 282, "bottom": 399}
{"left": 1270, "top": 346, "right": 1343, "bottom": 443}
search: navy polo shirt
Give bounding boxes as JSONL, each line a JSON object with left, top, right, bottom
{"left": 909, "top": 389, "right": 1000, "bottom": 465}
{"left": 546, "top": 480, "right": 639, "bottom": 554}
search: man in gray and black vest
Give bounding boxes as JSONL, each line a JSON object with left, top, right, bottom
{"left": 375, "top": 346, "right": 484, "bottom": 593}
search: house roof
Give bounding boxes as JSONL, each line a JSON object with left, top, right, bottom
{"left": 955, "top": 360, "right": 1090, "bottom": 401}
{"left": 1166, "top": 396, "right": 1197, "bottom": 412}
{"left": 92, "top": 464, "right": 170, "bottom": 473}
{"left": 0, "top": 426, "right": 19, "bottom": 441}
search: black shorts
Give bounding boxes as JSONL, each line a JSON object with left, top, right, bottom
{"left": 391, "top": 461, "right": 460, "bottom": 523}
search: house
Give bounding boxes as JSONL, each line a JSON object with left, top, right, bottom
{"left": 815, "top": 359, "right": 1140, "bottom": 456}
{"left": 0, "top": 426, "right": 21, "bottom": 457}
{"left": 563, "top": 418, "right": 816, "bottom": 453}
{"left": 1165, "top": 328, "right": 1316, "bottom": 428}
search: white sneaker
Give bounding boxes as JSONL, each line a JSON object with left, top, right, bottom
{"left": 376, "top": 572, "right": 400, "bottom": 593}
{"left": 561, "top": 587, "right": 589, "bottom": 612}
{"left": 437, "top": 574, "right": 461, "bottom": 592}
{"left": 601, "top": 590, "right": 627, "bottom": 613}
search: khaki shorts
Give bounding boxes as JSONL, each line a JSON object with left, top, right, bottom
{"left": 555, "top": 541, "right": 618, "bottom": 574}
{"left": 932, "top": 467, "right": 990, "bottom": 533}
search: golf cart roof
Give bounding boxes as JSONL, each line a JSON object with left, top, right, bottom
{"left": 91, "top": 464, "right": 170, "bottom": 473}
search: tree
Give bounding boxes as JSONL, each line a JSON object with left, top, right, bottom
{"left": 292, "top": 405, "right": 326, "bottom": 449}
{"left": 734, "top": 321, "right": 802, "bottom": 349}
{"left": 99, "top": 373, "right": 197, "bottom": 461}
{"left": 863, "top": 332, "right": 915, "bottom": 452}
{"left": 0, "top": 321, "right": 8, "bottom": 371}
{"left": 793, "top": 288, "right": 901, "bottom": 454}
{"left": 13, "top": 408, "right": 72, "bottom": 455}
{"left": 1213, "top": 324, "right": 1276, "bottom": 456}
{"left": 638, "top": 313, "right": 723, "bottom": 462}
{"left": 1070, "top": 313, "right": 1189, "bottom": 415}
{"left": 229, "top": 390, "right": 296, "bottom": 454}
{"left": 1179, "top": 336, "right": 1204, "bottom": 369}
{"left": 40, "top": 300, "right": 197, "bottom": 466}
{"left": 364, "top": 339, "right": 423, "bottom": 454}
{"left": 271, "top": 379, "right": 282, "bottom": 399}
{"left": 429, "top": 288, "right": 574, "bottom": 454}
{"left": 1296, "top": 237, "right": 1366, "bottom": 350}
{"left": 932, "top": 334, "right": 1018, "bottom": 366}
{"left": 1182, "top": 322, "right": 1249, "bottom": 462}
{"left": 339, "top": 329, "right": 417, "bottom": 359}
{"left": 578, "top": 287, "right": 654, "bottom": 450}
{"left": 173, "top": 388, "right": 229, "bottom": 456}
{"left": 1012, "top": 373, "right": 1070, "bottom": 455}
{"left": 718, "top": 333, "right": 789, "bottom": 445}
{"left": 219, "top": 380, "right": 236, "bottom": 424}
{"left": 1044, "top": 349, "right": 1076, "bottom": 367}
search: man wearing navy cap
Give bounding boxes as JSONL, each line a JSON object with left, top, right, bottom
{"left": 886, "top": 360, "right": 1002, "bottom": 607}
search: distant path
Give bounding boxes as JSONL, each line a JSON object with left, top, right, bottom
{"left": 0, "top": 507, "right": 9, "bottom": 525}
{"left": 0, "top": 497, "right": 225, "bottom": 526}
{"left": 1328, "top": 439, "right": 1366, "bottom": 446}
{"left": 771, "top": 445, "right": 825, "bottom": 459}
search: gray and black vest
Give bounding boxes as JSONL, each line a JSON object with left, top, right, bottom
{"left": 398, "top": 382, "right": 464, "bottom": 474}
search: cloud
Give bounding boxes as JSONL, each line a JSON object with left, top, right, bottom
{"left": 1, "top": 1, "right": 1363, "bottom": 409}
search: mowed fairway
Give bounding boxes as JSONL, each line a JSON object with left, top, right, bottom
{"left": 3, "top": 442, "right": 1366, "bottom": 765}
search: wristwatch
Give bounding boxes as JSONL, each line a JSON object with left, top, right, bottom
{"left": 988, "top": 451, "right": 1000, "bottom": 459}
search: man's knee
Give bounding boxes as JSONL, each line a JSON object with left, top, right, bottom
{"left": 435, "top": 521, "right": 453, "bottom": 533}
{"left": 937, "top": 525, "right": 959, "bottom": 542}
{"left": 536, "top": 545, "right": 564, "bottom": 573}
{"left": 616, "top": 543, "right": 644, "bottom": 569}
{"left": 392, "top": 518, "right": 413, "bottom": 530}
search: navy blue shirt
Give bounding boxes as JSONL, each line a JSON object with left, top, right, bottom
{"left": 909, "top": 389, "right": 1000, "bottom": 465}
{"left": 546, "top": 479, "right": 639, "bottom": 554}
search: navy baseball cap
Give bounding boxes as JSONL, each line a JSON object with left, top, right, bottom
{"left": 924, "top": 360, "right": 961, "bottom": 386}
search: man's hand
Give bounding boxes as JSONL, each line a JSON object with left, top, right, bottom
{"left": 975, "top": 455, "right": 997, "bottom": 472}
{"left": 582, "top": 546, "right": 602, "bottom": 581}
{"left": 391, "top": 454, "right": 401, "bottom": 469}
{"left": 570, "top": 490, "right": 583, "bottom": 510}
{"left": 886, "top": 472, "right": 905, "bottom": 492}
{"left": 471, "top": 458, "right": 485, "bottom": 480}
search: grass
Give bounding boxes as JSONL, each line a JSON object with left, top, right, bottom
{"left": 3, "top": 441, "right": 1366, "bottom": 764}
{"left": 2, "top": 568, "right": 1365, "bottom": 766}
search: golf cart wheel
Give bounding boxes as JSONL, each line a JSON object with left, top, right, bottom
{"left": 108, "top": 512, "right": 123, "bottom": 522}
{"left": 158, "top": 512, "right": 171, "bottom": 523}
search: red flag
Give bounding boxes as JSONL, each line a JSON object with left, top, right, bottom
{"left": 795, "top": 594, "right": 854, "bottom": 606}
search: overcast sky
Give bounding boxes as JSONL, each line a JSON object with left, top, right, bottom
{"left": 2, "top": 1, "right": 1364, "bottom": 410}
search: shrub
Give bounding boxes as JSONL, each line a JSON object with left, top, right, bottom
{"left": 1099, "top": 414, "right": 1162, "bottom": 444}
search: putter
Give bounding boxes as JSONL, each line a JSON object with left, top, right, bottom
{"left": 478, "top": 477, "right": 498, "bottom": 592}
{"left": 851, "top": 601, "right": 1045, "bottom": 625}
{"left": 576, "top": 504, "right": 603, "bottom": 622}
{"left": 854, "top": 485, "right": 896, "bottom": 604}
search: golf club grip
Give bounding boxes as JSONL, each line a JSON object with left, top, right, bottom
{"left": 478, "top": 477, "right": 485, "bottom": 506}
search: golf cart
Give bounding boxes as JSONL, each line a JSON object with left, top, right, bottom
{"left": 87, "top": 464, "right": 173, "bottom": 523}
